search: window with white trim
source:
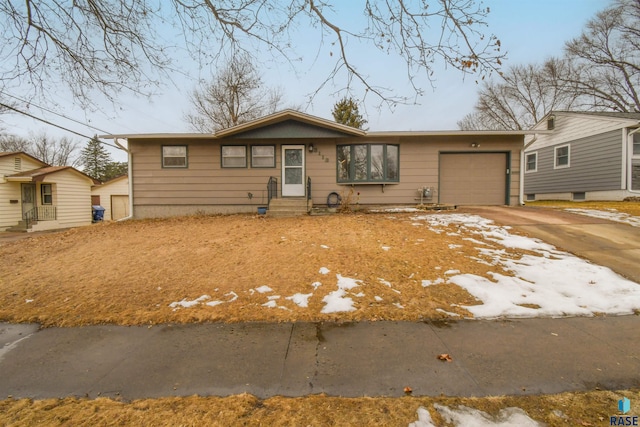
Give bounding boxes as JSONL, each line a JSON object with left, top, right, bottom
{"left": 633, "top": 133, "right": 640, "bottom": 155}
{"left": 221, "top": 146, "right": 247, "bottom": 168}
{"left": 41, "top": 184, "right": 53, "bottom": 205}
{"left": 162, "top": 146, "right": 188, "bottom": 168}
{"left": 525, "top": 152, "right": 537, "bottom": 172}
{"left": 251, "top": 146, "right": 275, "bottom": 168}
{"left": 554, "top": 145, "right": 570, "bottom": 169}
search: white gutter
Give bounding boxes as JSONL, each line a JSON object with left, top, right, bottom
{"left": 114, "top": 138, "right": 134, "bottom": 221}
{"left": 519, "top": 134, "right": 539, "bottom": 205}
{"left": 628, "top": 126, "right": 640, "bottom": 194}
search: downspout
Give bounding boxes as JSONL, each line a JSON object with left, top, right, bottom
{"left": 114, "top": 137, "right": 134, "bottom": 221}
{"left": 628, "top": 125, "right": 640, "bottom": 194}
{"left": 519, "top": 134, "right": 538, "bottom": 205}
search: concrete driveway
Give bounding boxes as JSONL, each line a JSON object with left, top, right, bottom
{"left": 461, "top": 206, "right": 640, "bottom": 284}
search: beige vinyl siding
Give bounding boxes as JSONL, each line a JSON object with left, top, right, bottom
{"left": 91, "top": 176, "right": 129, "bottom": 220}
{"left": 44, "top": 169, "right": 93, "bottom": 228}
{"left": 0, "top": 155, "right": 47, "bottom": 230}
{"left": 130, "top": 135, "right": 522, "bottom": 215}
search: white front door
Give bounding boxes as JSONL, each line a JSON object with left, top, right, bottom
{"left": 282, "top": 145, "right": 305, "bottom": 196}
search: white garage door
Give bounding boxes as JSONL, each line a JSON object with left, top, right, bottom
{"left": 111, "top": 195, "right": 130, "bottom": 220}
{"left": 440, "top": 153, "right": 507, "bottom": 205}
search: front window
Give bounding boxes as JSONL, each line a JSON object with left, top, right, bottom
{"left": 251, "top": 146, "right": 275, "bottom": 168}
{"left": 162, "top": 146, "right": 187, "bottom": 168}
{"left": 41, "top": 184, "right": 53, "bottom": 205}
{"left": 337, "top": 144, "right": 399, "bottom": 183}
{"left": 633, "top": 133, "right": 640, "bottom": 155}
{"left": 525, "top": 152, "right": 537, "bottom": 173}
{"left": 221, "top": 146, "right": 247, "bottom": 168}
{"left": 554, "top": 145, "right": 570, "bottom": 169}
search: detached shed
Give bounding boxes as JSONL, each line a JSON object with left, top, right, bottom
{"left": 91, "top": 175, "right": 130, "bottom": 221}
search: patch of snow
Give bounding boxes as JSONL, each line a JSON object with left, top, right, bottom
{"left": 311, "top": 281, "right": 322, "bottom": 289}
{"left": 169, "top": 295, "right": 210, "bottom": 309}
{"left": 205, "top": 300, "right": 224, "bottom": 307}
{"left": 319, "top": 267, "right": 330, "bottom": 275}
{"left": 25, "top": 299, "right": 33, "bottom": 303}
{"left": 421, "top": 278, "right": 445, "bottom": 287}
{"left": 262, "top": 300, "right": 277, "bottom": 308}
{"left": 393, "top": 302, "right": 404, "bottom": 309}
{"left": 410, "top": 405, "right": 542, "bottom": 427}
{"left": 374, "top": 296, "right": 383, "bottom": 302}
{"left": 371, "top": 207, "right": 422, "bottom": 213}
{"left": 445, "top": 269, "right": 460, "bottom": 275}
{"left": 255, "top": 285, "right": 273, "bottom": 293}
{"left": 225, "top": 291, "right": 238, "bottom": 302}
{"left": 413, "top": 213, "right": 640, "bottom": 318}
{"left": 436, "top": 308, "right": 460, "bottom": 317}
{"left": 566, "top": 208, "right": 640, "bottom": 227}
{"left": 320, "top": 244, "right": 330, "bottom": 249}
{"left": 267, "top": 295, "right": 280, "bottom": 300}
{"left": 378, "top": 278, "right": 392, "bottom": 287}
{"left": 352, "top": 292, "right": 365, "bottom": 297}
{"left": 321, "top": 274, "right": 362, "bottom": 313}
{"left": 286, "top": 293, "right": 313, "bottom": 308}
{"left": 381, "top": 245, "right": 391, "bottom": 251}
{"left": 448, "top": 244, "right": 462, "bottom": 249}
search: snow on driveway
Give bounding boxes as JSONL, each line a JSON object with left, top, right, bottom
{"left": 565, "top": 208, "right": 640, "bottom": 227}
{"left": 169, "top": 212, "right": 640, "bottom": 319}
{"left": 414, "top": 213, "right": 640, "bottom": 318}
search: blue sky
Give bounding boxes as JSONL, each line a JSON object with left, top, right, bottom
{"left": 2, "top": 0, "right": 609, "bottom": 161}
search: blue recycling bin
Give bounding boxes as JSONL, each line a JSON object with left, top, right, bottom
{"left": 92, "top": 205, "right": 105, "bottom": 222}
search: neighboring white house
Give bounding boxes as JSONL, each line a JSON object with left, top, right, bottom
{"left": 91, "top": 175, "right": 130, "bottom": 221}
{"left": 0, "top": 152, "right": 97, "bottom": 232}
{"left": 524, "top": 111, "right": 640, "bottom": 201}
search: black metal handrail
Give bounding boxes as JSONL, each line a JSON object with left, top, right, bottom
{"left": 23, "top": 206, "right": 57, "bottom": 228}
{"left": 307, "top": 176, "right": 311, "bottom": 201}
{"left": 267, "top": 176, "right": 278, "bottom": 205}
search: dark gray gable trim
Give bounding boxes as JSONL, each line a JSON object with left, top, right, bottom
{"left": 223, "top": 119, "right": 357, "bottom": 139}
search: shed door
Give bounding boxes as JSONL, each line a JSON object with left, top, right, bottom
{"left": 439, "top": 153, "right": 508, "bottom": 205}
{"left": 111, "top": 195, "right": 130, "bottom": 221}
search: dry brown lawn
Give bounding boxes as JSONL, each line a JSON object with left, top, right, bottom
{"left": 2, "top": 202, "right": 639, "bottom": 425}
{"left": 526, "top": 199, "right": 640, "bottom": 216}
{"left": 0, "top": 212, "right": 516, "bottom": 327}
{"left": 1, "top": 390, "right": 637, "bottom": 426}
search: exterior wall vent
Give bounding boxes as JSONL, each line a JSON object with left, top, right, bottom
{"left": 547, "top": 115, "right": 555, "bottom": 130}
{"left": 572, "top": 192, "right": 586, "bottom": 201}
{"left": 14, "top": 157, "right": 21, "bottom": 171}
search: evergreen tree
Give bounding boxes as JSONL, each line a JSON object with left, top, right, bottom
{"left": 331, "top": 97, "right": 368, "bottom": 130}
{"left": 103, "top": 161, "right": 128, "bottom": 181}
{"left": 79, "top": 136, "right": 112, "bottom": 181}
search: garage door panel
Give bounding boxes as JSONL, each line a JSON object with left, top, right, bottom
{"left": 440, "top": 153, "right": 507, "bottom": 205}
{"left": 111, "top": 195, "right": 130, "bottom": 220}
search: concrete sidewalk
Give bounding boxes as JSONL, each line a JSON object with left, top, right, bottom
{"left": 1, "top": 317, "right": 639, "bottom": 400}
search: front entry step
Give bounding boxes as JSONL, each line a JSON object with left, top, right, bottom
{"left": 267, "top": 198, "right": 312, "bottom": 217}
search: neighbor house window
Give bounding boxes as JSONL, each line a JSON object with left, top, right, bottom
{"left": 162, "top": 145, "right": 187, "bottom": 168}
{"left": 633, "top": 134, "right": 640, "bottom": 155}
{"left": 632, "top": 160, "right": 640, "bottom": 191}
{"left": 337, "top": 144, "right": 399, "bottom": 183}
{"left": 251, "top": 145, "right": 275, "bottom": 168}
{"left": 525, "top": 152, "right": 537, "bottom": 172}
{"left": 41, "top": 184, "right": 52, "bottom": 205}
{"left": 221, "top": 146, "right": 247, "bottom": 168}
{"left": 554, "top": 145, "right": 570, "bottom": 169}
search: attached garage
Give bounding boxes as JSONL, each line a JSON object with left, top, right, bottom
{"left": 439, "top": 153, "right": 509, "bottom": 205}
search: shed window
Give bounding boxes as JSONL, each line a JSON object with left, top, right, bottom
{"left": 162, "top": 146, "right": 187, "bottom": 168}
{"left": 554, "top": 145, "right": 570, "bottom": 169}
{"left": 525, "top": 152, "right": 537, "bottom": 172}
{"left": 337, "top": 144, "right": 399, "bottom": 183}
{"left": 251, "top": 146, "right": 275, "bottom": 168}
{"left": 222, "top": 146, "right": 247, "bottom": 168}
{"left": 41, "top": 184, "right": 53, "bottom": 205}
